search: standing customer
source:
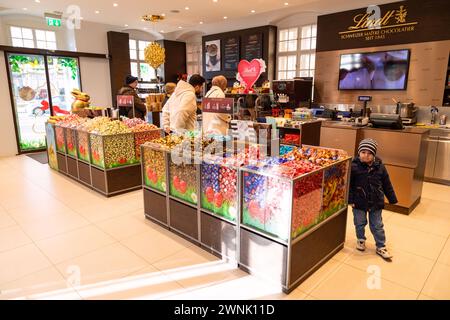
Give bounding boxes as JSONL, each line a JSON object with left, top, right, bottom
{"left": 202, "top": 75, "right": 231, "bottom": 135}
{"left": 348, "top": 138, "right": 398, "bottom": 261}
{"left": 117, "top": 75, "right": 147, "bottom": 120}
{"left": 162, "top": 74, "right": 205, "bottom": 133}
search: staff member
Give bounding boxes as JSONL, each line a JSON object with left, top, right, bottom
{"left": 202, "top": 75, "right": 231, "bottom": 135}
{"left": 162, "top": 74, "right": 206, "bottom": 133}
{"left": 117, "top": 75, "right": 147, "bottom": 120}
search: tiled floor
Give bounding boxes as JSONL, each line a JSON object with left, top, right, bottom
{"left": 0, "top": 155, "right": 449, "bottom": 300}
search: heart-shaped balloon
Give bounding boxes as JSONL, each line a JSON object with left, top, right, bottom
{"left": 238, "top": 59, "right": 262, "bottom": 91}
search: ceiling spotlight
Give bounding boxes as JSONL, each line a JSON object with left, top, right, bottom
{"left": 223, "top": 16, "right": 228, "bottom": 19}
{"left": 95, "top": 10, "right": 100, "bottom": 14}
{"left": 178, "top": 26, "right": 183, "bottom": 29}
{"left": 251, "top": 10, "right": 256, "bottom": 13}
{"left": 161, "top": 13, "right": 166, "bottom": 16}
{"left": 213, "top": 0, "right": 218, "bottom": 2}
{"left": 124, "top": 24, "right": 128, "bottom": 27}
{"left": 284, "top": 2, "right": 289, "bottom": 5}
{"left": 35, "top": 0, "right": 40, "bottom": 3}
{"left": 199, "top": 21, "right": 204, "bottom": 24}
{"left": 185, "top": 7, "right": 189, "bottom": 10}
{"left": 113, "top": 3, "right": 118, "bottom": 7}
{"left": 143, "top": 27, "right": 148, "bottom": 30}
{"left": 22, "top": 8, "right": 28, "bottom": 10}
{"left": 160, "top": 30, "right": 164, "bottom": 33}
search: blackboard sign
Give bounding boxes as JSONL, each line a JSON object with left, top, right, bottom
{"left": 243, "top": 33, "right": 263, "bottom": 61}
{"left": 224, "top": 37, "right": 240, "bottom": 71}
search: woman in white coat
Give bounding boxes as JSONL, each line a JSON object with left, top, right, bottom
{"left": 202, "top": 75, "right": 231, "bottom": 135}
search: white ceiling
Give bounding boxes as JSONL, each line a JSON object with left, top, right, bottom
{"left": 0, "top": 0, "right": 396, "bottom": 37}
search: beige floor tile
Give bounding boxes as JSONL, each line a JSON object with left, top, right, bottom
{"left": 35, "top": 225, "right": 116, "bottom": 264}
{"left": 421, "top": 263, "right": 450, "bottom": 300}
{"left": 55, "top": 243, "right": 148, "bottom": 287}
{"left": 76, "top": 266, "right": 185, "bottom": 300}
{"left": 0, "top": 226, "right": 32, "bottom": 252}
{"left": 384, "top": 224, "right": 447, "bottom": 261}
{"left": 309, "top": 264, "right": 419, "bottom": 300}
{"left": 417, "top": 294, "right": 436, "bottom": 300}
{"left": 437, "top": 238, "right": 450, "bottom": 267}
{"left": 256, "top": 288, "right": 309, "bottom": 300}
{"left": 0, "top": 244, "right": 52, "bottom": 285}
{"left": 344, "top": 247, "right": 435, "bottom": 292}
{"left": 7, "top": 200, "right": 75, "bottom": 225}
{"left": 95, "top": 213, "right": 152, "bottom": 241}
{"left": 388, "top": 211, "right": 450, "bottom": 238}
{"left": 296, "top": 259, "right": 342, "bottom": 294}
{"left": 120, "top": 228, "right": 192, "bottom": 264}
{"left": 332, "top": 245, "right": 354, "bottom": 263}
{"left": 0, "top": 211, "right": 17, "bottom": 230}
{"left": 421, "top": 183, "right": 450, "bottom": 204}
{"left": 19, "top": 211, "right": 90, "bottom": 241}
{"left": 0, "top": 267, "right": 81, "bottom": 300}
{"left": 0, "top": 189, "right": 56, "bottom": 211}
{"left": 74, "top": 202, "right": 139, "bottom": 223}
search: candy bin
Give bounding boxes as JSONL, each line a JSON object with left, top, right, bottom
{"left": 65, "top": 127, "right": 77, "bottom": 158}
{"left": 291, "top": 170, "right": 324, "bottom": 238}
{"left": 201, "top": 154, "right": 240, "bottom": 222}
{"left": 55, "top": 125, "right": 66, "bottom": 153}
{"left": 169, "top": 152, "right": 199, "bottom": 205}
{"left": 280, "top": 144, "right": 295, "bottom": 156}
{"left": 322, "top": 160, "right": 350, "bottom": 219}
{"left": 142, "top": 145, "right": 167, "bottom": 193}
{"left": 133, "top": 128, "right": 161, "bottom": 160}
{"left": 45, "top": 122, "right": 58, "bottom": 170}
{"left": 90, "top": 133, "right": 136, "bottom": 169}
{"left": 76, "top": 129, "right": 90, "bottom": 162}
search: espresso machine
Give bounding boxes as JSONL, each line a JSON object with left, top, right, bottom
{"left": 395, "top": 100, "right": 417, "bottom": 125}
{"left": 272, "top": 78, "right": 313, "bottom": 118}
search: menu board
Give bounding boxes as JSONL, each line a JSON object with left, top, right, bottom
{"left": 224, "top": 37, "right": 240, "bottom": 71}
{"left": 243, "top": 33, "right": 263, "bottom": 61}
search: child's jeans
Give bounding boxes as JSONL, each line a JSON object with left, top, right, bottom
{"left": 353, "top": 208, "right": 386, "bottom": 249}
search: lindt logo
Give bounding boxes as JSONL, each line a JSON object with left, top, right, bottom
{"left": 348, "top": 5, "right": 410, "bottom": 31}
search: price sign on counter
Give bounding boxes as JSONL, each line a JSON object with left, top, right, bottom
{"left": 117, "top": 95, "right": 134, "bottom": 107}
{"left": 202, "top": 98, "right": 234, "bottom": 114}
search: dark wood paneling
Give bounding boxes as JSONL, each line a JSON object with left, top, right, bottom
{"left": 106, "top": 165, "right": 142, "bottom": 193}
{"left": 289, "top": 209, "right": 347, "bottom": 287}
{"left": 301, "top": 121, "right": 322, "bottom": 146}
{"left": 57, "top": 153, "right": 67, "bottom": 174}
{"left": 107, "top": 31, "right": 131, "bottom": 107}
{"left": 144, "top": 188, "right": 168, "bottom": 225}
{"left": 202, "top": 25, "right": 277, "bottom": 85}
{"left": 66, "top": 156, "right": 78, "bottom": 179}
{"left": 78, "top": 161, "right": 91, "bottom": 185}
{"left": 157, "top": 40, "right": 187, "bottom": 83}
{"left": 316, "top": 0, "right": 450, "bottom": 52}
{"left": 239, "top": 228, "right": 287, "bottom": 286}
{"left": 200, "top": 212, "right": 237, "bottom": 260}
{"left": 169, "top": 199, "right": 198, "bottom": 240}
{"left": 91, "top": 166, "right": 107, "bottom": 193}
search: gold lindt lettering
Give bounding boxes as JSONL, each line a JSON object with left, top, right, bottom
{"left": 349, "top": 13, "right": 368, "bottom": 30}
{"left": 348, "top": 9, "right": 397, "bottom": 31}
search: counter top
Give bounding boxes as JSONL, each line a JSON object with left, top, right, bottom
{"left": 321, "top": 120, "right": 429, "bottom": 134}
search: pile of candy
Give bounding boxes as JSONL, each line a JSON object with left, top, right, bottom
{"left": 129, "top": 123, "right": 158, "bottom": 132}
{"left": 78, "top": 117, "right": 111, "bottom": 132}
{"left": 150, "top": 135, "right": 184, "bottom": 149}
{"left": 92, "top": 120, "right": 131, "bottom": 135}
{"left": 122, "top": 117, "right": 146, "bottom": 128}
{"left": 283, "top": 146, "right": 347, "bottom": 167}
{"left": 58, "top": 115, "right": 87, "bottom": 128}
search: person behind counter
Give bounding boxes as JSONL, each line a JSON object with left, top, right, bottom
{"left": 162, "top": 74, "right": 206, "bottom": 133}
{"left": 117, "top": 75, "right": 147, "bottom": 120}
{"left": 162, "top": 82, "right": 176, "bottom": 108}
{"left": 202, "top": 75, "right": 231, "bottom": 135}
{"left": 348, "top": 138, "right": 398, "bottom": 261}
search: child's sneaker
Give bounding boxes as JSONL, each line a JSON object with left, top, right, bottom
{"left": 376, "top": 247, "right": 393, "bottom": 260}
{"left": 356, "top": 239, "right": 366, "bottom": 251}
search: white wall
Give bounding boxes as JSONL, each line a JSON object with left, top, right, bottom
{"left": 74, "top": 20, "right": 121, "bottom": 54}
{"left": 79, "top": 57, "right": 112, "bottom": 107}
{"left": 0, "top": 51, "right": 19, "bottom": 157}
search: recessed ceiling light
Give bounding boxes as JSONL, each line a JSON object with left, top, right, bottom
{"left": 124, "top": 24, "right": 128, "bottom": 27}
{"left": 95, "top": 10, "right": 100, "bottom": 14}
{"left": 185, "top": 7, "right": 189, "bottom": 10}
{"left": 284, "top": 2, "right": 289, "bottom": 5}
{"left": 113, "top": 3, "right": 118, "bottom": 7}
{"left": 161, "top": 13, "right": 166, "bottom": 17}
{"left": 143, "top": 27, "right": 148, "bottom": 30}
{"left": 251, "top": 10, "right": 256, "bottom": 13}
{"left": 178, "top": 26, "right": 183, "bottom": 29}
{"left": 160, "top": 30, "right": 164, "bottom": 33}
{"left": 22, "top": 8, "right": 27, "bottom": 10}
{"left": 199, "top": 21, "right": 204, "bottom": 24}
{"left": 223, "top": 16, "right": 228, "bottom": 19}
{"left": 35, "top": 0, "right": 40, "bottom": 3}
{"left": 213, "top": 0, "right": 218, "bottom": 2}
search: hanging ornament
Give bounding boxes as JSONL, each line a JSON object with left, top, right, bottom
{"left": 144, "top": 42, "right": 166, "bottom": 69}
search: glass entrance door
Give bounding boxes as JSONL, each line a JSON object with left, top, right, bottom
{"left": 7, "top": 53, "right": 50, "bottom": 152}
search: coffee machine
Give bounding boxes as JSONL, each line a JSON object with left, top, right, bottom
{"left": 272, "top": 78, "right": 312, "bottom": 117}
{"left": 395, "top": 100, "right": 417, "bottom": 125}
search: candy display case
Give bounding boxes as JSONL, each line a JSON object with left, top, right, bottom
{"left": 45, "top": 123, "right": 58, "bottom": 170}
{"left": 89, "top": 132, "right": 137, "bottom": 169}
{"left": 65, "top": 128, "right": 77, "bottom": 158}
{"left": 169, "top": 153, "right": 200, "bottom": 206}
{"left": 76, "top": 130, "right": 90, "bottom": 163}
{"left": 142, "top": 145, "right": 167, "bottom": 193}
{"left": 133, "top": 129, "right": 162, "bottom": 160}
{"left": 55, "top": 125, "right": 66, "bottom": 153}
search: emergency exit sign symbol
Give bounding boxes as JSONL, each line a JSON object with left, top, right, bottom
{"left": 47, "top": 18, "right": 61, "bottom": 27}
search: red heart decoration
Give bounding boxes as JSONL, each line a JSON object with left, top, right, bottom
{"left": 238, "top": 59, "right": 262, "bottom": 91}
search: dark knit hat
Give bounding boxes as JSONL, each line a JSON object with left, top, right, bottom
{"left": 125, "top": 75, "right": 139, "bottom": 85}
{"left": 358, "top": 138, "right": 378, "bottom": 156}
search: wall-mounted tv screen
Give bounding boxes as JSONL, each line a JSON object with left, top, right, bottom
{"left": 338, "top": 49, "right": 410, "bottom": 90}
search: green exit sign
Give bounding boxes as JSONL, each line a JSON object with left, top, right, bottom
{"left": 46, "top": 17, "right": 61, "bottom": 27}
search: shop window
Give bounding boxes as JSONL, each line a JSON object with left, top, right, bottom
{"left": 10, "top": 27, "right": 57, "bottom": 50}
{"left": 35, "top": 29, "right": 57, "bottom": 50}
{"left": 129, "top": 39, "right": 156, "bottom": 82}
{"left": 187, "top": 43, "right": 202, "bottom": 76}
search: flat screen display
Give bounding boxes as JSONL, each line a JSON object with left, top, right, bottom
{"left": 338, "top": 49, "right": 410, "bottom": 90}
